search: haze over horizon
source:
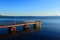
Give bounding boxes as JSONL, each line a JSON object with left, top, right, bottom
{"left": 0, "top": 0, "right": 60, "bottom": 16}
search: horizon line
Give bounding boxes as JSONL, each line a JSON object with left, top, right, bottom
{"left": 1, "top": 15, "right": 60, "bottom": 16}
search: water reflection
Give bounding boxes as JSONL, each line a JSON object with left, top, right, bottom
{"left": 0, "top": 27, "right": 42, "bottom": 40}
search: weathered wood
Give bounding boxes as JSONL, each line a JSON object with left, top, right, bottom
{"left": 0, "top": 21, "right": 40, "bottom": 28}
{"left": 8, "top": 26, "right": 16, "bottom": 34}
{"left": 0, "top": 21, "right": 41, "bottom": 34}
{"left": 23, "top": 23, "right": 29, "bottom": 31}
{"left": 33, "top": 21, "right": 39, "bottom": 29}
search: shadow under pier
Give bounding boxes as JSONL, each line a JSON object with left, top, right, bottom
{"left": 0, "top": 27, "right": 42, "bottom": 40}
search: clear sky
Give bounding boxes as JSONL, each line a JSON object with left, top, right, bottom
{"left": 0, "top": 0, "right": 60, "bottom": 16}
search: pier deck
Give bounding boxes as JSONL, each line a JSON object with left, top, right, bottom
{"left": 0, "top": 21, "right": 42, "bottom": 34}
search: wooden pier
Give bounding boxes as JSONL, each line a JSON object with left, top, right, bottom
{"left": 0, "top": 21, "right": 42, "bottom": 34}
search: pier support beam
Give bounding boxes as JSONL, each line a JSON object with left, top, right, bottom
{"left": 23, "top": 23, "right": 29, "bottom": 31}
{"left": 33, "top": 21, "right": 39, "bottom": 30}
{"left": 8, "top": 26, "right": 16, "bottom": 34}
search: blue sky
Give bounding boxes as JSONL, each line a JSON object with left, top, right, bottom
{"left": 0, "top": 0, "right": 60, "bottom": 16}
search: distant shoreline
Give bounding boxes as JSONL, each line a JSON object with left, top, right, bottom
{"left": 0, "top": 15, "right": 60, "bottom": 17}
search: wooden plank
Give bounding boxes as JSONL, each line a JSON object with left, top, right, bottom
{"left": 0, "top": 21, "right": 40, "bottom": 28}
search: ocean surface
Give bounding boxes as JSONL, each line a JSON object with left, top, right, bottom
{"left": 0, "top": 16, "right": 60, "bottom": 40}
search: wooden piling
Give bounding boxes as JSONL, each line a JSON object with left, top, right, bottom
{"left": 33, "top": 21, "right": 39, "bottom": 30}
{"left": 8, "top": 26, "right": 16, "bottom": 34}
{"left": 23, "top": 23, "right": 29, "bottom": 31}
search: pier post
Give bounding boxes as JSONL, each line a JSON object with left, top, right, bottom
{"left": 8, "top": 26, "right": 16, "bottom": 34}
{"left": 23, "top": 23, "right": 29, "bottom": 31}
{"left": 33, "top": 21, "right": 39, "bottom": 30}
{"left": 39, "top": 20, "right": 42, "bottom": 29}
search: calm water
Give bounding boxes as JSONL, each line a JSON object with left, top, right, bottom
{"left": 0, "top": 16, "right": 60, "bottom": 40}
